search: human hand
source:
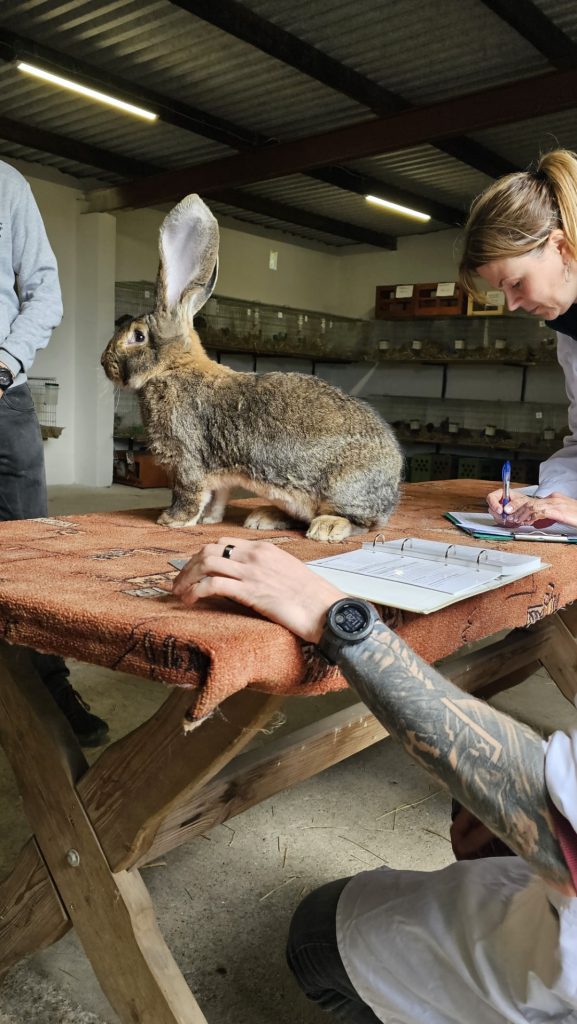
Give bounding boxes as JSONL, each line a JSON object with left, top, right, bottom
{"left": 172, "top": 537, "right": 345, "bottom": 644}
{"left": 501, "top": 491, "right": 577, "bottom": 529}
{"left": 486, "top": 486, "right": 531, "bottom": 523}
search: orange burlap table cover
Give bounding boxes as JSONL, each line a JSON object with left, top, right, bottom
{"left": 0, "top": 480, "right": 570, "bottom": 721}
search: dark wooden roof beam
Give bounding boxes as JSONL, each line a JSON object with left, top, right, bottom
{"left": 0, "top": 112, "right": 386, "bottom": 246}
{"left": 480, "top": 0, "right": 577, "bottom": 69}
{"left": 0, "top": 115, "right": 156, "bottom": 178}
{"left": 435, "top": 138, "right": 517, "bottom": 178}
{"left": 169, "top": 0, "right": 405, "bottom": 115}
{"left": 86, "top": 65, "right": 577, "bottom": 213}
{"left": 0, "top": 28, "right": 265, "bottom": 150}
{"left": 0, "top": 25, "right": 458, "bottom": 225}
{"left": 310, "top": 167, "right": 464, "bottom": 226}
{"left": 175, "top": 0, "right": 518, "bottom": 180}
{"left": 211, "top": 189, "right": 397, "bottom": 248}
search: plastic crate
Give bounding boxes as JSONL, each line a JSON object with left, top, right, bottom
{"left": 375, "top": 285, "right": 415, "bottom": 319}
{"left": 509, "top": 460, "right": 539, "bottom": 485}
{"left": 405, "top": 454, "right": 433, "bottom": 482}
{"left": 457, "top": 457, "right": 483, "bottom": 479}
{"left": 430, "top": 453, "right": 457, "bottom": 480}
{"left": 477, "top": 458, "right": 502, "bottom": 482}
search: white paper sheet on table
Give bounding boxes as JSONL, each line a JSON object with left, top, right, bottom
{"left": 446, "top": 511, "right": 577, "bottom": 542}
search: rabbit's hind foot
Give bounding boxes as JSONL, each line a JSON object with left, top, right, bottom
{"left": 307, "top": 515, "right": 365, "bottom": 543}
{"left": 243, "top": 506, "right": 299, "bottom": 531}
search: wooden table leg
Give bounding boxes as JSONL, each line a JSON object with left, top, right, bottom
{"left": 538, "top": 612, "right": 577, "bottom": 705}
{"left": 0, "top": 837, "right": 70, "bottom": 976}
{"left": 79, "top": 685, "right": 283, "bottom": 871}
{"left": 0, "top": 643, "right": 215, "bottom": 1023}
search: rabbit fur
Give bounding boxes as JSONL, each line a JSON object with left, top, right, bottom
{"left": 101, "top": 194, "right": 403, "bottom": 542}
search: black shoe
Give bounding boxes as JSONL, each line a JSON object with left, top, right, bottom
{"left": 51, "top": 685, "right": 110, "bottom": 747}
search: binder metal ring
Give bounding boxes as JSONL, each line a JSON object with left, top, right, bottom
{"left": 476, "top": 549, "right": 489, "bottom": 566}
{"left": 400, "top": 537, "right": 412, "bottom": 552}
{"left": 444, "top": 544, "right": 456, "bottom": 560}
{"left": 372, "top": 533, "right": 385, "bottom": 550}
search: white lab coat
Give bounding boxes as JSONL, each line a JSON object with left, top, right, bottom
{"left": 336, "top": 715, "right": 577, "bottom": 1024}
{"left": 537, "top": 332, "right": 577, "bottom": 498}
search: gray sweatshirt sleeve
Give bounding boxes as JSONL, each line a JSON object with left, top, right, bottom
{"left": 0, "top": 180, "right": 63, "bottom": 378}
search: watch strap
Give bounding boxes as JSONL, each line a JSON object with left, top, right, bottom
{"left": 0, "top": 367, "right": 14, "bottom": 391}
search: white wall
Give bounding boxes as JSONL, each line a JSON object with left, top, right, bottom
{"left": 116, "top": 207, "right": 461, "bottom": 321}
{"left": 116, "top": 208, "right": 341, "bottom": 312}
{"left": 74, "top": 212, "right": 116, "bottom": 485}
{"left": 22, "top": 174, "right": 83, "bottom": 484}
{"left": 335, "top": 229, "right": 461, "bottom": 319}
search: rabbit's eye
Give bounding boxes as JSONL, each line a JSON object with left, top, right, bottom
{"left": 133, "top": 329, "right": 146, "bottom": 344}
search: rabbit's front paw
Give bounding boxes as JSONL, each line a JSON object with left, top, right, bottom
{"left": 157, "top": 509, "right": 201, "bottom": 528}
{"left": 243, "top": 506, "right": 295, "bottom": 531}
{"left": 307, "top": 515, "right": 361, "bottom": 543}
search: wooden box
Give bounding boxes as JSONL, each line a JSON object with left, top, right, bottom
{"left": 375, "top": 285, "right": 415, "bottom": 319}
{"left": 414, "top": 283, "right": 467, "bottom": 317}
{"left": 113, "top": 451, "right": 172, "bottom": 488}
{"left": 467, "top": 291, "right": 505, "bottom": 316}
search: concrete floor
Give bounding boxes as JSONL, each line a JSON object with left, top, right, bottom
{"left": 1, "top": 483, "right": 577, "bottom": 1024}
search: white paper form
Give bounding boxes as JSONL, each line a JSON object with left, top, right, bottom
{"left": 308, "top": 548, "right": 501, "bottom": 596}
{"left": 447, "top": 511, "right": 577, "bottom": 540}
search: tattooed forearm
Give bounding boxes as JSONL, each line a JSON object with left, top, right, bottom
{"left": 333, "top": 621, "right": 570, "bottom": 888}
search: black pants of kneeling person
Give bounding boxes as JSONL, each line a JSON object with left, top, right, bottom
{"left": 287, "top": 877, "right": 381, "bottom": 1023}
{"left": 0, "top": 384, "right": 108, "bottom": 745}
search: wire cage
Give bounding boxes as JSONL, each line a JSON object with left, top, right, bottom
{"left": 28, "top": 376, "right": 59, "bottom": 427}
{"left": 114, "top": 282, "right": 373, "bottom": 362}
{"left": 199, "top": 295, "right": 371, "bottom": 359}
{"left": 113, "top": 388, "right": 146, "bottom": 439}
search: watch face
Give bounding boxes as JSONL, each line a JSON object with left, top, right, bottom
{"left": 0, "top": 369, "right": 13, "bottom": 389}
{"left": 327, "top": 598, "right": 375, "bottom": 643}
{"left": 334, "top": 603, "right": 370, "bottom": 635}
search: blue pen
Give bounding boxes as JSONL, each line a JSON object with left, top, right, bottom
{"left": 501, "top": 460, "right": 511, "bottom": 520}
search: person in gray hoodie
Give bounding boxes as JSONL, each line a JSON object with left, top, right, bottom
{"left": 0, "top": 159, "right": 108, "bottom": 746}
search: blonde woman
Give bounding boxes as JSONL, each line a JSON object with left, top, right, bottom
{"left": 460, "top": 149, "right": 577, "bottom": 527}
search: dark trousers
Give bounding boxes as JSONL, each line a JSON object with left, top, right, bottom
{"left": 286, "top": 877, "right": 381, "bottom": 1023}
{"left": 0, "top": 383, "right": 70, "bottom": 693}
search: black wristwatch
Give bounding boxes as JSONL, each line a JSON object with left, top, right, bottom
{"left": 0, "top": 367, "right": 14, "bottom": 393}
{"left": 319, "top": 597, "right": 378, "bottom": 664}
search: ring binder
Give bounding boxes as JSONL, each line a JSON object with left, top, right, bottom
{"left": 307, "top": 536, "right": 544, "bottom": 614}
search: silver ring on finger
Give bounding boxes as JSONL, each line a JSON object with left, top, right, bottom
{"left": 222, "top": 544, "right": 235, "bottom": 560}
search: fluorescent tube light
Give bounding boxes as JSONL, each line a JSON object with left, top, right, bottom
{"left": 366, "top": 194, "right": 430, "bottom": 222}
{"left": 17, "top": 62, "right": 157, "bottom": 121}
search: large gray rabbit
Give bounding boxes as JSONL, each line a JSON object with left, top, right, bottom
{"left": 101, "top": 195, "right": 403, "bottom": 542}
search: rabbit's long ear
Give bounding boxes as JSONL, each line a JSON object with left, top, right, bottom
{"left": 156, "top": 194, "right": 219, "bottom": 322}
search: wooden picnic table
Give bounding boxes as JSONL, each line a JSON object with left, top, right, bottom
{"left": 1, "top": 479, "right": 576, "bottom": 1023}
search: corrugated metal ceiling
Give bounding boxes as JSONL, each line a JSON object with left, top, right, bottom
{"left": 0, "top": 0, "right": 575, "bottom": 247}
{"left": 241, "top": 0, "right": 550, "bottom": 102}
